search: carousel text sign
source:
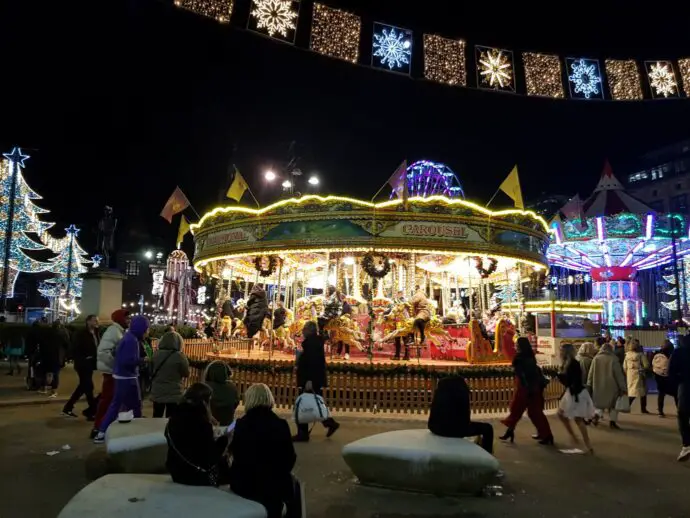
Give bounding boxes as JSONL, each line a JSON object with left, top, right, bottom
{"left": 198, "top": 228, "right": 253, "bottom": 253}
{"left": 383, "top": 222, "right": 484, "bottom": 242}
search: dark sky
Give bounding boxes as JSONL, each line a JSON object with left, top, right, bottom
{"left": 2, "top": 0, "right": 690, "bottom": 254}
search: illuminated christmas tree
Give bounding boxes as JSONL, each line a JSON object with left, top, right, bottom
{"left": 40, "top": 225, "right": 92, "bottom": 308}
{"left": 0, "top": 148, "right": 53, "bottom": 304}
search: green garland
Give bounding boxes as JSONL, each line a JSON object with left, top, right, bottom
{"left": 190, "top": 358, "right": 559, "bottom": 380}
{"left": 254, "top": 255, "right": 278, "bottom": 277}
{"left": 361, "top": 252, "right": 391, "bottom": 279}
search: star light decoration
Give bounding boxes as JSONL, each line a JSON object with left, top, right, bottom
{"left": 476, "top": 46, "right": 514, "bottom": 91}
{"left": 249, "top": 0, "right": 299, "bottom": 40}
{"left": 645, "top": 61, "right": 679, "bottom": 98}
{"left": 371, "top": 23, "right": 412, "bottom": 73}
{"left": 567, "top": 58, "right": 603, "bottom": 99}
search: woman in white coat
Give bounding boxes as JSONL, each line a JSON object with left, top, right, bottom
{"left": 624, "top": 339, "right": 650, "bottom": 414}
{"left": 587, "top": 342, "right": 627, "bottom": 429}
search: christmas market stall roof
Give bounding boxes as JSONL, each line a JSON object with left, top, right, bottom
{"left": 190, "top": 195, "right": 550, "bottom": 280}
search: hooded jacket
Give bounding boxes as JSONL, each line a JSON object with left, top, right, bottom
{"left": 150, "top": 331, "right": 190, "bottom": 404}
{"left": 203, "top": 361, "right": 240, "bottom": 426}
{"left": 113, "top": 315, "right": 149, "bottom": 379}
{"left": 244, "top": 286, "right": 269, "bottom": 338}
{"left": 97, "top": 310, "right": 129, "bottom": 373}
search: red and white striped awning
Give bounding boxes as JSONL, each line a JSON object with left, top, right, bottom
{"left": 581, "top": 161, "right": 653, "bottom": 217}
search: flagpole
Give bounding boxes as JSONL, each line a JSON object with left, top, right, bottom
{"left": 485, "top": 189, "right": 501, "bottom": 208}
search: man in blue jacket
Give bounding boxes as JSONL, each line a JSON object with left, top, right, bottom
{"left": 93, "top": 316, "right": 149, "bottom": 444}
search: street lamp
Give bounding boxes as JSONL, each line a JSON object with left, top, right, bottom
{"left": 308, "top": 175, "right": 319, "bottom": 186}
{"left": 144, "top": 250, "right": 153, "bottom": 260}
{"left": 282, "top": 180, "right": 292, "bottom": 190}
{"left": 265, "top": 170, "right": 276, "bottom": 182}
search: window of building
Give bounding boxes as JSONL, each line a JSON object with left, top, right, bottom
{"left": 671, "top": 194, "right": 688, "bottom": 213}
{"left": 649, "top": 200, "right": 665, "bottom": 213}
{"left": 125, "top": 260, "right": 140, "bottom": 277}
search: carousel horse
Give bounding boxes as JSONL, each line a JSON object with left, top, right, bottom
{"left": 219, "top": 315, "right": 233, "bottom": 340}
{"left": 273, "top": 308, "right": 296, "bottom": 350}
{"left": 466, "top": 319, "right": 494, "bottom": 363}
{"left": 324, "top": 314, "right": 364, "bottom": 351}
{"left": 231, "top": 318, "right": 246, "bottom": 338}
{"left": 494, "top": 317, "right": 516, "bottom": 360}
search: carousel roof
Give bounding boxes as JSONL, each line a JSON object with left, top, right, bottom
{"left": 580, "top": 161, "right": 653, "bottom": 217}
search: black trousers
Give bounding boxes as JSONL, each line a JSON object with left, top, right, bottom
{"left": 431, "top": 422, "right": 494, "bottom": 454}
{"left": 629, "top": 395, "right": 648, "bottom": 413}
{"left": 64, "top": 367, "right": 95, "bottom": 413}
{"left": 152, "top": 402, "right": 177, "bottom": 418}
{"left": 394, "top": 336, "right": 410, "bottom": 359}
{"left": 679, "top": 408, "right": 690, "bottom": 447}
{"left": 413, "top": 318, "right": 427, "bottom": 342}
{"left": 336, "top": 342, "right": 350, "bottom": 356}
{"left": 655, "top": 375, "right": 678, "bottom": 414}
{"left": 296, "top": 387, "right": 338, "bottom": 439}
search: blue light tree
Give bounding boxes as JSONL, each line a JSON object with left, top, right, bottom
{"left": 40, "top": 225, "right": 92, "bottom": 309}
{"left": 0, "top": 148, "right": 53, "bottom": 304}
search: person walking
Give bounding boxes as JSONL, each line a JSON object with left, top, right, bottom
{"left": 669, "top": 334, "right": 690, "bottom": 461}
{"left": 653, "top": 340, "right": 677, "bottom": 417}
{"left": 92, "top": 309, "right": 130, "bottom": 439}
{"left": 203, "top": 361, "right": 240, "bottom": 426}
{"left": 93, "top": 315, "right": 149, "bottom": 444}
{"left": 150, "top": 331, "right": 190, "bottom": 418}
{"left": 556, "top": 343, "right": 595, "bottom": 454}
{"left": 293, "top": 321, "right": 339, "bottom": 442}
{"left": 38, "top": 322, "right": 63, "bottom": 397}
{"left": 5, "top": 331, "right": 24, "bottom": 376}
{"left": 624, "top": 339, "right": 650, "bottom": 414}
{"left": 428, "top": 375, "right": 494, "bottom": 454}
{"left": 411, "top": 286, "right": 431, "bottom": 345}
{"left": 62, "top": 315, "right": 100, "bottom": 419}
{"left": 336, "top": 294, "right": 352, "bottom": 360}
{"left": 244, "top": 285, "right": 269, "bottom": 341}
{"left": 614, "top": 336, "right": 626, "bottom": 365}
{"left": 587, "top": 342, "right": 627, "bottom": 429}
{"left": 499, "top": 337, "right": 553, "bottom": 444}
{"left": 576, "top": 342, "right": 597, "bottom": 387}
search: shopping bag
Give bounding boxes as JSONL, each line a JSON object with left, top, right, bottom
{"left": 294, "top": 393, "right": 329, "bottom": 424}
{"left": 615, "top": 395, "right": 631, "bottom": 413}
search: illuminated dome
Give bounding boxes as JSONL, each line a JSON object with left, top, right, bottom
{"left": 394, "top": 160, "right": 464, "bottom": 199}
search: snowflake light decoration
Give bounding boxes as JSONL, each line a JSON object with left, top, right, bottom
{"left": 567, "top": 58, "right": 602, "bottom": 99}
{"left": 372, "top": 23, "right": 412, "bottom": 72}
{"left": 647, "top": 61, "right": 678, "bottom": 98}
{"left": 250, "top": 0, "right": 298, "bottom": 39}
{"left": 476, "top": 46, "right": 514, "bottom": 90}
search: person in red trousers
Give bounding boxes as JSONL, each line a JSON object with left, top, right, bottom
{"left": 499, "top": 337, "right": 553, "bottom": 445}
{"left": 90, "top": 309, "right": 130, "bottom": 439}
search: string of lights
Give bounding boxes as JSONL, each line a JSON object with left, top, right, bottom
{"left": 679, "top": 58, "right": 690, "bottom": 96}
{"left": 309, "top": 3, "right": 360, "bottom": 63}
{"left": 522, "top": 52, "right": 564, "bottom": 98}
{"left": 173, "top": 0, "right": 232, "bottom": 23}
{"left": 423, "top": 34, "right": 466, "bottom": 87}
{"left": 605, "top": 59, "right": 643, "bottom": 101}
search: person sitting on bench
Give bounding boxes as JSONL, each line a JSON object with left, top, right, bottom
{"left": 428, "top": 375, "right": 494, "bottom": 454}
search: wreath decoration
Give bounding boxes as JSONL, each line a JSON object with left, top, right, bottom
{"left": 361, "top": 252, "right": 391, "bottom": 279}
{"left": 473, "top": 256, "right": 498, "bottom": 279}
{"left": 254, "top": 255, "right": 278, "bottom": 278}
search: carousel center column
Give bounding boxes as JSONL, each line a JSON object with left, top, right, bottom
{"left": 407, "top": 253, "right": 416, "bottom": 298}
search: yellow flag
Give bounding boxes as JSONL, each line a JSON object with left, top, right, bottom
{"left": 499, "top": 166, "right": 524, "bottom": 209}
{"left": 177, "top": 215, "right": 190, "bottom": 248}
{"left": 226, "top": 169, "right": 249, "bottom": 202}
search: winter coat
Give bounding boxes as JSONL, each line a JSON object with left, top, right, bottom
{"left": 113, "top": 316, "right": 149, "bottom": 379}
{"left": 229, "top": 406, "right": 296, "bottom": 517}
{"left": 150, "top": 332, "right": 190, "bottom": 404}
{"left": 4, "top": 335, "right": 24, "bottom": 357}
{"left": 428, "top": 375, "right": 471, "bottom": 437}
{"left": 296, "top": 334, "right": 327, "bottom": 390}
{"left": 39, "top": 326, "right": 65, "bottom": 372}
{"left": 322, "top": 293, "right": 342, "bottom": 321}
{"left": 587, "top": 346, "right": 626, "bottom": 409}
{"left": 623, "top": 351, "right": 649, "bottom": 397}
{"left": 411, "top": 290, "right": 431, "bottom": 321}
{"left": 71, "top": 327, "right": 100, "bottom": 371}
{"left": 97, "top": 323, "right": 125, "bottom": 373}
{"left": 576, "top": 354, "right": 593, "bottom": 386}
{"left": 669, "top": 344, "right": 690, "bottom": 412}
{"left": 273, "top": 307, "right": 287, "bottom": 329}
{"left": 203, "top": 361, "right": 240, "bottom": 426}
{"left": 244, "top": 288, "right": 269, "bottom": 338}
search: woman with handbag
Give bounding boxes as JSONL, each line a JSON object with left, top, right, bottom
{"left": 624, "top": 339, "right": 650, "bottom": 414}
{"left": 556, "top": 343, "right": 595, "bottom": 454}
{"left": 293, "top": 321, "right": 340, "bottom": 442}
{"left": 499, "top": 337, "right": 553, "bottom": 445}
{"left": 587, "top": 342, "right": 627, "bottom": 429}
{"left": 150, "top": 331, "right": 190, "bottom": 418}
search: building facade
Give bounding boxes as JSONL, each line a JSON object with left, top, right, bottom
{"left": 625, "top": 139, "right": 690, "bottom": 215}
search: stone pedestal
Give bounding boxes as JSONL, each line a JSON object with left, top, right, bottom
{"left": 81, "top": 269, "right": 125, "bottom": 323}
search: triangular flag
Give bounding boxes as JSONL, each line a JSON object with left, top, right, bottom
{"left": 177, "top": 216, "right": 190, "bottom": 248}
{"left": 226, "top": 168, "right": 249, "bottom": 202}
{"left": 388, "top": 160, "right": 409, "bottom": 205}
{"left": 499, "top": 166, "right": 524, "bottom": 209}
{"left": 160, "top": 187, "right": 190, "bottom": 223}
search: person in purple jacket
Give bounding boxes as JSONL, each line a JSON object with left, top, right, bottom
{"left": 93, "top": 316, "right": 150, "bottom": 444}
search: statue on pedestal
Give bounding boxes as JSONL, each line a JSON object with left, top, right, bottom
{"left": 97, "top": 206, "right": 117, "bottom": 269}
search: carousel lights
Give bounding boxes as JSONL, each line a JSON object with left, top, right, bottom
{"left": 342, "top": 256, "right": 355, "bottom": 265}
{"left": 191, "top": 194, "right": 550, "bottom": 233}
{"left": 503, "top": 301, "right": 603, "bottom": 313}
{"left": 646, "top": 214, "right": 654, "bottom": 240}
{"left": 596, "top": 217, "right": 605, "bottom": 241}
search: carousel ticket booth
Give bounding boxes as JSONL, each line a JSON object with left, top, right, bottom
{"left": 191, "top": 195, "right": 550, "bottom": 365}
{"left": 504, "top": 301, "right": 603, "bottom": 365}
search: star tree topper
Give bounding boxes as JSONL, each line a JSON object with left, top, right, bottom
{"left": 3, "top": 147, "right": 30, "bottom": 168}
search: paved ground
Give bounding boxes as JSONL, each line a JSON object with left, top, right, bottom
{"left": 0, "top": 384, "right": 688, "bottom": 518}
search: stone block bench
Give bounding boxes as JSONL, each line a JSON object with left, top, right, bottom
{"left": 105, "top": 418, "right": 169, "bottom": 473}
{"left": 58, "top": 474, "right": 266, "bottom": 518}
{"left": 342, "top": 429, "right": 500, "bottom": 496}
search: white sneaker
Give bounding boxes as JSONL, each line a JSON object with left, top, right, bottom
{"left": 93, "top": 432, "right": 106, "bottom": 445}
{"left": 344, "top": 353, "right": 350, "bottom": 361}
{"left": 678, "top": 446, "right": 690, "bottom": 462}
{"left": 48, "top": 392, "right": 58, "bottom": 399}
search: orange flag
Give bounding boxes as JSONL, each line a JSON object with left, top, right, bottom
{"left": 160, "top": 187, "right": 190, "bottom": 223}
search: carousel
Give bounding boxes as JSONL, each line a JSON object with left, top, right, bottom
{"left": 191, "top": 192, "right": 550, "bottom": 366}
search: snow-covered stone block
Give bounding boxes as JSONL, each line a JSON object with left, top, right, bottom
{"left": 342, "top": 429, "right": 500, "bottom": 496}
{"left": 58, "top": 474, "right": 266, "bottom": 518}
{"left": 105, "top": 418, "right": 169, "bottom": 473}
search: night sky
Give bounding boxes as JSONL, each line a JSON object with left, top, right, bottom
{"left": 2, "top": 0, "right": 690, "bottom": 255}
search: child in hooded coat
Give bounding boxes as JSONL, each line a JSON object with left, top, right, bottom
{"left": 94, "top": 316, "right": 150, "bottom": 443}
